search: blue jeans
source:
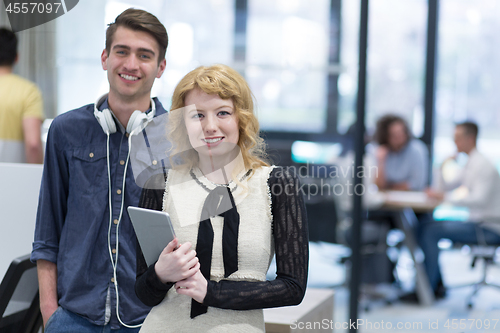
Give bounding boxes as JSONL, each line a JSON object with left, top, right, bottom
{"left": 44, "top": 307, "right": 141, "bottom": 333}
{"left": 417, "top": 220, "right": 500, "bottom": 291}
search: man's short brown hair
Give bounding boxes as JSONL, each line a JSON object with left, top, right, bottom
{"left": 105, "top": 8, "right": 168, "bottom": 64}
{"left": 456, "top": 121, "right": 479, "bottom": 141}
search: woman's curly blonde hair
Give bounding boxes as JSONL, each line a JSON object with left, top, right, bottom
{"left": 168, "top": 64, "right": 269, "bottom": 172}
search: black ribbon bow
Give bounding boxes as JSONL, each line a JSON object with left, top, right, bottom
{"left": 190, "top": 186, "right": 240, "bottom": 318}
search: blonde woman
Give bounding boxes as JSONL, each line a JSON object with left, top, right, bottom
{"left": 135, "top": 64, "right": 308, "bottom": 332}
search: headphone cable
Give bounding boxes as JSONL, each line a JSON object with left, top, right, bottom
{"left": 107, "top": 132, "right": 142, "bottom": 329}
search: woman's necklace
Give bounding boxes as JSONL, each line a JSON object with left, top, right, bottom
{"left": 190, "top": 168, "right": 253, "bottom": 193}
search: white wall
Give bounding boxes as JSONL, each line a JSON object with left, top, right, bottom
{"left": 0, "top": 163, "right": 43, "bottom": 279}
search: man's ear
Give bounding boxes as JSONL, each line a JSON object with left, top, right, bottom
{"left": 156, "top": 58, "right": 166, "bottom": 79}
{"left": 14, "top": 54, "right": 19, "bottom": 65}
{"left": 101, "top": 49, "right": 108, "bottom": 70}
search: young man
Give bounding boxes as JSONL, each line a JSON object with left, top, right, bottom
{"left": 421, "top": 121, "right": 500, "bottom": 297}
{"left": 31, "top": 9, "right": 168, "bottom": 332}
{"left": 0, "top": 27, "right": 44, "bottom": 163}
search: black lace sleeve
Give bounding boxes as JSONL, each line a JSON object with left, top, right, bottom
{"left": 135, "top": 173, "right": 175, "bottom": 307}
{"left": 203, "top": 166, "right": 309, "bottom": 309}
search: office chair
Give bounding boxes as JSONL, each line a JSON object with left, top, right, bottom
{"left": 459, "top": 225, "right": 500, "bottom": 309}
{"left": 334, "top": 185, "right": 401, "bottom": 310}
{"left": 0, "top": 254, "right": 42, "bottom": 333}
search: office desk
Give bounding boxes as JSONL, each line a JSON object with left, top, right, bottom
{"left": 383, "top": 190, "right": 441, "bottom": 213}
{"left": 376, "top": 191, "right": 441, "bottom": 306}
{"left": 264, "top": 288, "right": 334, "bottom": 333}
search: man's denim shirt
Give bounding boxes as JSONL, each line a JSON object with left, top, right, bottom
{"left": 31, "top": 98, "right": 168, "bottom": 328}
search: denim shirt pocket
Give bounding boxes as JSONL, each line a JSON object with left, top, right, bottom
{"left": 71, "top": 147, "right": 108, "bottom": 195}
{"left": 132, "top": 150, "right": 168, "bottom": 189}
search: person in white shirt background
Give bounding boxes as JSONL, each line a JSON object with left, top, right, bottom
{"left": 420, "top": 121, "right": 500, "bottom": 298}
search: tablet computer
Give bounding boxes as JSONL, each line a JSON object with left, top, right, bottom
{"left": 127, "top": 206, "right": 176, "bottom": 267}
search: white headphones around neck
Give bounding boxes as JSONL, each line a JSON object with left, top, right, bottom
{"left": 94, "top": 94, "right": 156, "bottom": 135}
{"left": 93, "top": 93, "right": 156, "bottom": 329}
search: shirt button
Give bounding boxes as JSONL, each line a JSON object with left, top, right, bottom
{"left": 152, "top": 160, "right": 157, "bottom": 165}
{"left": 89, "top": 152, "right": 94, "bottom": 158}
{"left": 114, "top": 219, "right": 119, "bottom": 225}
{"left": 120, "top": 160, "right": 125, "bottom": 165}
{"left": 111, "top": 277, "right": 115, "bottom": 283}
{"left": 117, "top": 189, "right": 122, "bottom": 195}
{"left": 112, "top": 248, "right": 117, "bottom": 254}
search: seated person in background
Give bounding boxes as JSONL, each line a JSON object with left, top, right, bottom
{"left": 370, "top": 115, "right": 430, "bottom": 292}
{"left": 135, "top": 64, "right": 309, "bottom": 332}
{"left": 420, "top": 121, "right": 500, "bottom": 297}
{"left": 374, "top": 114, "right": 429, "bottom": 191}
